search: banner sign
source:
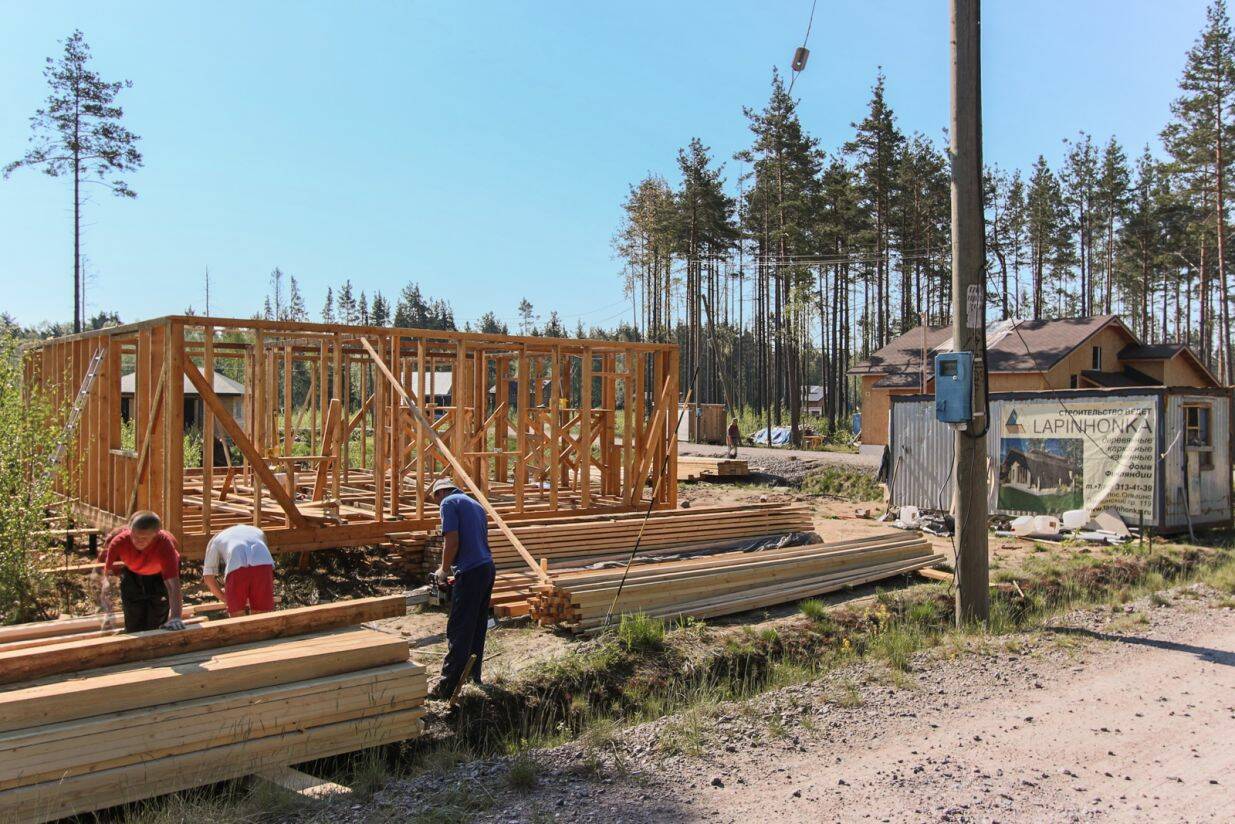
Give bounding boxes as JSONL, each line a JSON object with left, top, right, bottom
{"left": 995, "top": 398, "right": 1157, "bottom": 523}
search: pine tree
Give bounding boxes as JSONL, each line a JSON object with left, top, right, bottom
{"left": 371, "top": 292, "right": 390, "bottom": 326}
{"left": 1162, "top": 0, "right": 1235, "bottom": 379}
{"left": 4, "top": 31, "right": 143, "bottom": 332}
{"left": 393, "top": 282, "right": 425, "bottom": 328}
{"left": 322, "top": 287, "right": 335, "bottom": 323}
{"left": 357, "top": 291, "right": 369, "bottom": 325}
{"left": 1026, "top": 156, "right": 1067, "bottom": 319}
{"left": 1061, "top": 132, "right": 1100, "bottom": 314}
{"left": 337, "top": 280, "right": 357, "bottom": 325}
{"left": 736, "top": 69, "right": 822, "bottom": 442}
{"left": 845, "top": 70, "right": 904, "bottom": 345}
{"left": 266, "top": 268, "right": 286, "bottom": 320}
{"left": 1095, "top": 138, "right": 1132, "bottom": 314}
{"left": 287, "top": 274, "right": 307, "bottom": 321}
{"left": 478, "top": 311, "right": 507, "bottom": 334}
{"left": 614, "top": 175, "right": 677, "bottom": 339}
{"left": 542, "top": 311, "right": 566, "bottom": 338}
{"left": 1121, "top": 148, "right": 1169, "bottom": 338}
{"left": 516, "top": 299, "right": 536, "bottom": 335}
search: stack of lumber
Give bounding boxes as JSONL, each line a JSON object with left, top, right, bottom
{"left": 527, "top": 531, "right": 943, "bottom": 633}
{"left": 426, "top": 503, "right": 814, "bottom": 575}
{"left": 0, "top": 596, "right": 425, "bottom": 823}
{"left": 676, "top": 455, "right": 749, "bottom": 481}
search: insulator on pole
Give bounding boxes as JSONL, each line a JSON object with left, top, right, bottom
{"left": 791, "top": 46, "right": 810, "bottom": 72}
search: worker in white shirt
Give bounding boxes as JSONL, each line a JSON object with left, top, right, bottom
{"left": 202, "top": 524, "right": 276, "bottom": 616}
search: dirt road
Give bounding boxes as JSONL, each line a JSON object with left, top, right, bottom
{"left": 365, "top": 588, "right": 1235, "bottom": 823}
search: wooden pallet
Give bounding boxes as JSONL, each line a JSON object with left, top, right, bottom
{"left": 0, "top": 599, "right": 425, "bottom": 823}
{"left": 676, "top": 456, "right": 749, "bottom": 481}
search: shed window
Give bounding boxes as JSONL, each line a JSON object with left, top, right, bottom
{"left": 1069, "top": 374, "right": 1078, "bottom": 389}
{"left": 1091, "top": 346, "right": 1102, "bottom": 370}
{"left": 1184, "top": 404, "right": 1214, "bottom": 470}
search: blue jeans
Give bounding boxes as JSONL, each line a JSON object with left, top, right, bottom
{"left": 441, "top": 561, "right": 496, "bottom": 693}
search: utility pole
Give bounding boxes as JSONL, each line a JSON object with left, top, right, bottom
{"left": 950, "top": 0, "right": 989, "bottom": 625}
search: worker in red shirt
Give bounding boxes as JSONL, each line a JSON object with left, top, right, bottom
{"left": 101, "top": 511, "right": 186, "bottom": 632}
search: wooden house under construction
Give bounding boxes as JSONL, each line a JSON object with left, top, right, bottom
{"left": 25, "top": 316, "right": 680, "bottom": 559}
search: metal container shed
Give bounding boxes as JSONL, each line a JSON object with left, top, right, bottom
{"left": 888, "top": 386, "right": 1233, "bottom": 533}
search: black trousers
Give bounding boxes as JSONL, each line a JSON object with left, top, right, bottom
{"left": 441, "top": 562, "right": 496, "bottom": 693}
{"left": 119, "top": 570, "right": 169, "bottom": 633}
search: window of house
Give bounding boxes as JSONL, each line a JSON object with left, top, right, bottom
{"left": 1069, "top": 374, "right": 1078, "bottom": 389}
{"left": 1184, "top": 404, "right": 1214, "bottom": 470}
{"left": 1091, "top": 346, "right": 1102, "bottom": 370}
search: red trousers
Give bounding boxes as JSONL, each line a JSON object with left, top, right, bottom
{"left": 225, "top": 564, "right": 275, "bottom": 615}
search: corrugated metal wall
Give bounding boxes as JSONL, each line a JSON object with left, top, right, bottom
{"left": 888, "top": 398, "right": 996, "bottom": 513}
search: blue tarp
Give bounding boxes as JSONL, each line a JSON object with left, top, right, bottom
{"left": 749, "top": 425, "right": 792, "bottom": 446}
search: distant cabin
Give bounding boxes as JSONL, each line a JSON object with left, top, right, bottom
{"left": 849, "top": 315, "right": 1223, "bottom": 446}
{"left": 120, "top": 371, "right": 244, "bottom": 430}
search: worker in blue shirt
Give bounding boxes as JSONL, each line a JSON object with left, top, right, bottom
{"left": 429, "top": 477, "right": 497, "bottom": 699}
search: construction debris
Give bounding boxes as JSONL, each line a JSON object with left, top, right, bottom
{"left": 676, "top": 456, "right": 750, "bottom": 481}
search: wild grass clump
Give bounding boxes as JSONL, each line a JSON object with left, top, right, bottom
{"left": 799, "top": 466, "right": 883, "bottom": 501}
{"left": 505, "top": 752, "right": 540, "bottom": 792}
{"left": 616, "top": 612, "right": 666, "bottom": 652}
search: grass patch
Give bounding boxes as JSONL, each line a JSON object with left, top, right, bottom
{"left": 505, "top": 752, "right": 540, "bottom": 792}
{"left": 799, "top": 466, "right": 882, "bottom": 501}
{"left": 616, "top": 613, "right": 666, "bottom": 652}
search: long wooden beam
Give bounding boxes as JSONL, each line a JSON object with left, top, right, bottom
{"left": 125, "top": 364, "right": 167, "bottom": 516}
{"left": 0, "top": 595, "right": 406, "bottom": 686}
{"left": 183, "top": 360, "right": 310, "bottom": 529}
{"left": 359, "top": 338, "right": 549, "bottom": 582}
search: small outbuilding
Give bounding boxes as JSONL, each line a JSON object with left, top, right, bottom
{"left": 887, "top": 385, "right": 1233, "bottom": 534}
{"left": 120, "top": 371, "right": 244, "bottom": 430}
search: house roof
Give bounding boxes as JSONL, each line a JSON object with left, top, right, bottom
{"left": 850, "top": 316, "right": 1129, "bottom": 377}
{"left": 1079, "top": 369, "right": 1155, "bottom": 388}
{"left": 1119, "top": 343, "right": 1185, "bottom": 360}
{"left": 120, "top": 371, "right": 244, "bottom": 396}
{"left": 874, "top": 371, "right": 931, "bottom": 389}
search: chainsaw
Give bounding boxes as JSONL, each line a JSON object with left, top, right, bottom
{"left": 427, "top": 570, "right": 455, "bottom": 605}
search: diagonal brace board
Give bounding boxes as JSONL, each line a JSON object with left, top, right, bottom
{"left": 184, "top": 360, "right": 310, "bottom": 529}
{"left": 359, "top": 338, "right": 549, "bottom": 582}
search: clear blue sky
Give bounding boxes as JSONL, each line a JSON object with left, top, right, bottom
{"left": 0, "top": 1, "right": 1211, "bottom": 330}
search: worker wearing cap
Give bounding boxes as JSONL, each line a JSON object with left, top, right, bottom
{"left": 100, "top": 511, "right": 185, "bottom": 632}
{"left": 202, "top": 524, "right": 277, "bottom": 617}
{"left": 429, "top": 477, "right": 496, "bottom": 699}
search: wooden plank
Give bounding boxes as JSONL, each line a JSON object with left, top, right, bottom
{"left": 125, "top": 364, "right": 166, "bottom": 516}
{"left": 311, "top": 398, "right": 342, "bottom": 501}
{"left": 256, "top": 766, "right": 353, "bottom": 799}
{"left": 0, "top": 627, "right": 408, "bottom": 733}
{"left": 183, "top": 359, "right": 309, "bottom": 529}
{"left": 0, "top": 707, "right": 424, "bottom": 823}
{"left": 1, "top": 663, "right": 423, "bottom": 791}
{"left": 0, "top": 595, "right": 405, "bottom": 686}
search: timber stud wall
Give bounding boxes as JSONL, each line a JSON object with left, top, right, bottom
{"left": 26, "top": 316, "right": 679, "bottom": 559}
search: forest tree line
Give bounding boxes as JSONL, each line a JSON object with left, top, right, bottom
{"left": 613, "top": 0, "right": 1235, "bottom": 445}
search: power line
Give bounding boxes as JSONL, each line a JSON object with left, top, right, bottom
{"left": 787, "top": 0, "right": 819, "bottom": 95}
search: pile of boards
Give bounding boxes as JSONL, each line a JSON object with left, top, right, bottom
{"left": 425, "top": 502, "right": 813, "bottom": 576}
{"left": 0, "top": 596, "right": 424, "bottom": 823}
{"left": 423, "top": 503, "right": 816, "bottom": 618}
{"left": 527, "top": 531, "right": 943, "bottom": 633}
{"left": 676, "top": 455, "right": 749, "bottom": 481}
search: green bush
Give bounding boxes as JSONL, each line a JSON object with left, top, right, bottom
{"left": 0, "top": 334, "right": 66, "bottom": 623}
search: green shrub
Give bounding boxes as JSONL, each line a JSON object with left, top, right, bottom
{"left": 0, "top": 334, "right": 65, "bottom": 623}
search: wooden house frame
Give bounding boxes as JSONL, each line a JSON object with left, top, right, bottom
{"left": 25, "top": 316, "right": 679, "bottom": 560}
